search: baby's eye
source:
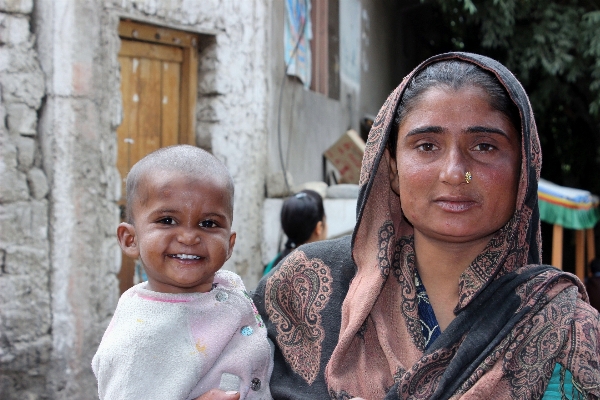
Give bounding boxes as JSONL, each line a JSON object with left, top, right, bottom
{"left": 473, "top": 143, "right": 496, "bottom": 152}
{"left": 200, "top": 220, "right": 218, "bottom": 228}
{"left": 417, "top": 143, "right": 437, "bottom": 152}
{"left": 158, "top": 217, "right": 175, "bottom": 225}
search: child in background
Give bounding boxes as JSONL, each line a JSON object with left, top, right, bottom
{"left": 92, "top": 145, "right": 273, "bottom": 400}
{"left": 263, "top": 190, "right": 327, "bottom": 275}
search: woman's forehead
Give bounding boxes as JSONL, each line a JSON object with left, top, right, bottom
{"left": 407, "top": 83, "right": 490, "bottom": 108}
{"left": 400, "top": 84, "right": 520, "bottom": 133}
{"left": 400, "top": 87, "right": 505, "bottom": 127}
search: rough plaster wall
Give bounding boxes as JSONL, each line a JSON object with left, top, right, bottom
{"left": 188, "top": 1, "right": 270, "bottom": 289}
{"left": 0, "top": 0, "right": 52, "bottom": 398}
{"left": 34, "top": 0, "right": 122, "bottom": 397}
{"left": 24, "top": 1, "right": 267, "bottom": 398}
{"left": 266, "top": 0, "right": 353, "bottom": 187}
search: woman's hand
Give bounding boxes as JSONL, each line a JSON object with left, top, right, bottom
{"left": 193, "top": 389, "right": 240, "bottom": 400}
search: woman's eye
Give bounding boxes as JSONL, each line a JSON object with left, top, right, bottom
{"left": 200, "top": 220, "right": 218, "bottom": 228}
{"left": 473, "top": 143, "right": 496, "bottom": 152}
{"left": 159, "top": 217, "right": 175, "bottom": 225}
{"left": 417, "top": 143, "right": 436, "bottom": 152}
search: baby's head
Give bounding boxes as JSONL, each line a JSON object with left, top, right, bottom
{"left": 124, "top": 145, "right": 234, "bottom": 224}
{"left": 117, "top": 145, "right": 236, "bottom": 294}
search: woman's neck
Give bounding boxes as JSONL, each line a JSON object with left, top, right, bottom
{"left": 413, "top": 231, "right": 491, "bottom": 331}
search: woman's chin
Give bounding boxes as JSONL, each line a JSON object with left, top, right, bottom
{"left": 416, "top": 227, "right": 498, "bottom": 245}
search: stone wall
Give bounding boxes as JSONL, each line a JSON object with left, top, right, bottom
{"left": 0, "top": 0, "right": 51, "bottom": 398}
{"left": 0, "top": 0, "right": 269, "bottom": 398}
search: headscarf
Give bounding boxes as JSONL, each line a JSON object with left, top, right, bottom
{"left": 324, "top": 52, "right": 599, "bottom": 399}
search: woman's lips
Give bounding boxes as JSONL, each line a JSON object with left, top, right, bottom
{"left": 434, "top": 196, "right": 478, "bottom": 212}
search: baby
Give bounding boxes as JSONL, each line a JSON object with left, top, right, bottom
{"left": 92, "top": 145, "right": 273, "bottom": 400}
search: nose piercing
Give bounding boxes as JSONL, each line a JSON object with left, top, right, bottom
{"left": 465, "top": 171, "right": 472, "bottom": 184}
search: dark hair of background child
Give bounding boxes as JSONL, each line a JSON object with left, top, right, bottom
{"left": 272, "top": 189, "right": 325, "bottom": 267}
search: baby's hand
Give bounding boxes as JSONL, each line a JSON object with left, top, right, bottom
{"left": 193, "top": 389, "right": 240, "bottom": 400}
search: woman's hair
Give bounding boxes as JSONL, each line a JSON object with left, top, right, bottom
{"left": 387, "top": 60, "right": 521, "bottom": 156}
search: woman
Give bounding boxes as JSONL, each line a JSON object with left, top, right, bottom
{"left": 252, "top": 52, "right": 600, "bottom": 399}
{"left": 264, "top": 190, "right": 327, "bottom": 276}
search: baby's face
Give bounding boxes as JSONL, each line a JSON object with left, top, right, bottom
{"left": 128, "top": 169, "right": 235, "bottom": 293}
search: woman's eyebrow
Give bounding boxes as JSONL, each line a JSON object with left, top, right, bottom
{"left": 466, "top": 126, "right": 508, "bottom": 137}
{"left": 405, "top": 126, "right": 444, "bottom": 136}
{"left": 405, "top": 125, "right": 509, "bottom": 137}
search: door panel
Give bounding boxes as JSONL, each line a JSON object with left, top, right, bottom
{"left": 117, "top": 40, "right": 184, "bottom": 201}
{"left": 116, "top": 39, "right": 185, "bottom": 293}
{"left": 161, "top": 61, "right": 181, "bottom": 147}
{"left": 137, "top": 57, "right": 162, "bottom": 159}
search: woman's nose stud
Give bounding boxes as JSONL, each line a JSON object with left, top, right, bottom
{"left": 465, "top": 171, "right": 472, "bottom": 184}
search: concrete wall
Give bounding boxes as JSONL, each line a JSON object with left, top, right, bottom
{"left": 266, "top": 0, "right": 353, "bottom": 188}
{"left": 266, "top": 0, "right": 407, "bottom": 189}
{"left": 34, "top": 2, "right": 122, "bottom": 396}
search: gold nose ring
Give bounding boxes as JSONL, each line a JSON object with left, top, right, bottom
{"left": 465, "top": 171, "right": 472, "bottom": 184}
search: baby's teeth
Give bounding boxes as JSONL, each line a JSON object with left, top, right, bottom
{"left": 176, "top": 254, "right": 199, "bottom": 260}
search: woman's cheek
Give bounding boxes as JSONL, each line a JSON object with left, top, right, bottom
{"left": 400, "top": 197, "right": 419, "bottom": 226}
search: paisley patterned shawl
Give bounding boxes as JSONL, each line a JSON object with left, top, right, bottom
{"left": 324, "top": 52, "right": 600, "bottom": 399}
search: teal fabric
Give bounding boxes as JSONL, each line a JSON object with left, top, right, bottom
{"left": 542, "top": 363, "right": 582, "bottom": 399}
{"left": 538, "top": 199, "right": 600, "bottom": 230}
{"left": 263, "top": 253, "right": 281, "bottom": 276}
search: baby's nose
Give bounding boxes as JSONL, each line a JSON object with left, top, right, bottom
{"left": 177, "top": 228, "right": 200, "bottom": 245}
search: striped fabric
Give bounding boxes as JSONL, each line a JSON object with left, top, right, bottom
{"left": 538, "top": 178, "right": 600, "bottom": 229}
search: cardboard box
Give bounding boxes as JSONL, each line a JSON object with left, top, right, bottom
{"left": 323, "top": 129, "right": 365, "bottom": 184}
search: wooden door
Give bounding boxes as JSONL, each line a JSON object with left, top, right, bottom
{"left": 116, "top": 21, "right": 200, "bottom": 293}
{"left": 117, "top": 40, "right": 182, "bottom": 195}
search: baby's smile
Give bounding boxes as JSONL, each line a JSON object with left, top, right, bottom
{"left": 170, "top": 254, "right": 202, "bottom": 260}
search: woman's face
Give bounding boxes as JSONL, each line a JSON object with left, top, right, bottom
{"left": 390, "top": 85, "right": 521, "bottom": 244}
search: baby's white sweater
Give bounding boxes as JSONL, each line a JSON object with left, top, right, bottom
{"left": 92, "top": 270, "right": 273, "bottom": 400}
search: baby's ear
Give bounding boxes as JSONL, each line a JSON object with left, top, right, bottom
{"left": 117, "top": 222, "right": 139, "bottom": 259}
{"left": 226, "top": 231, "right": 236, "bottom": 261}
